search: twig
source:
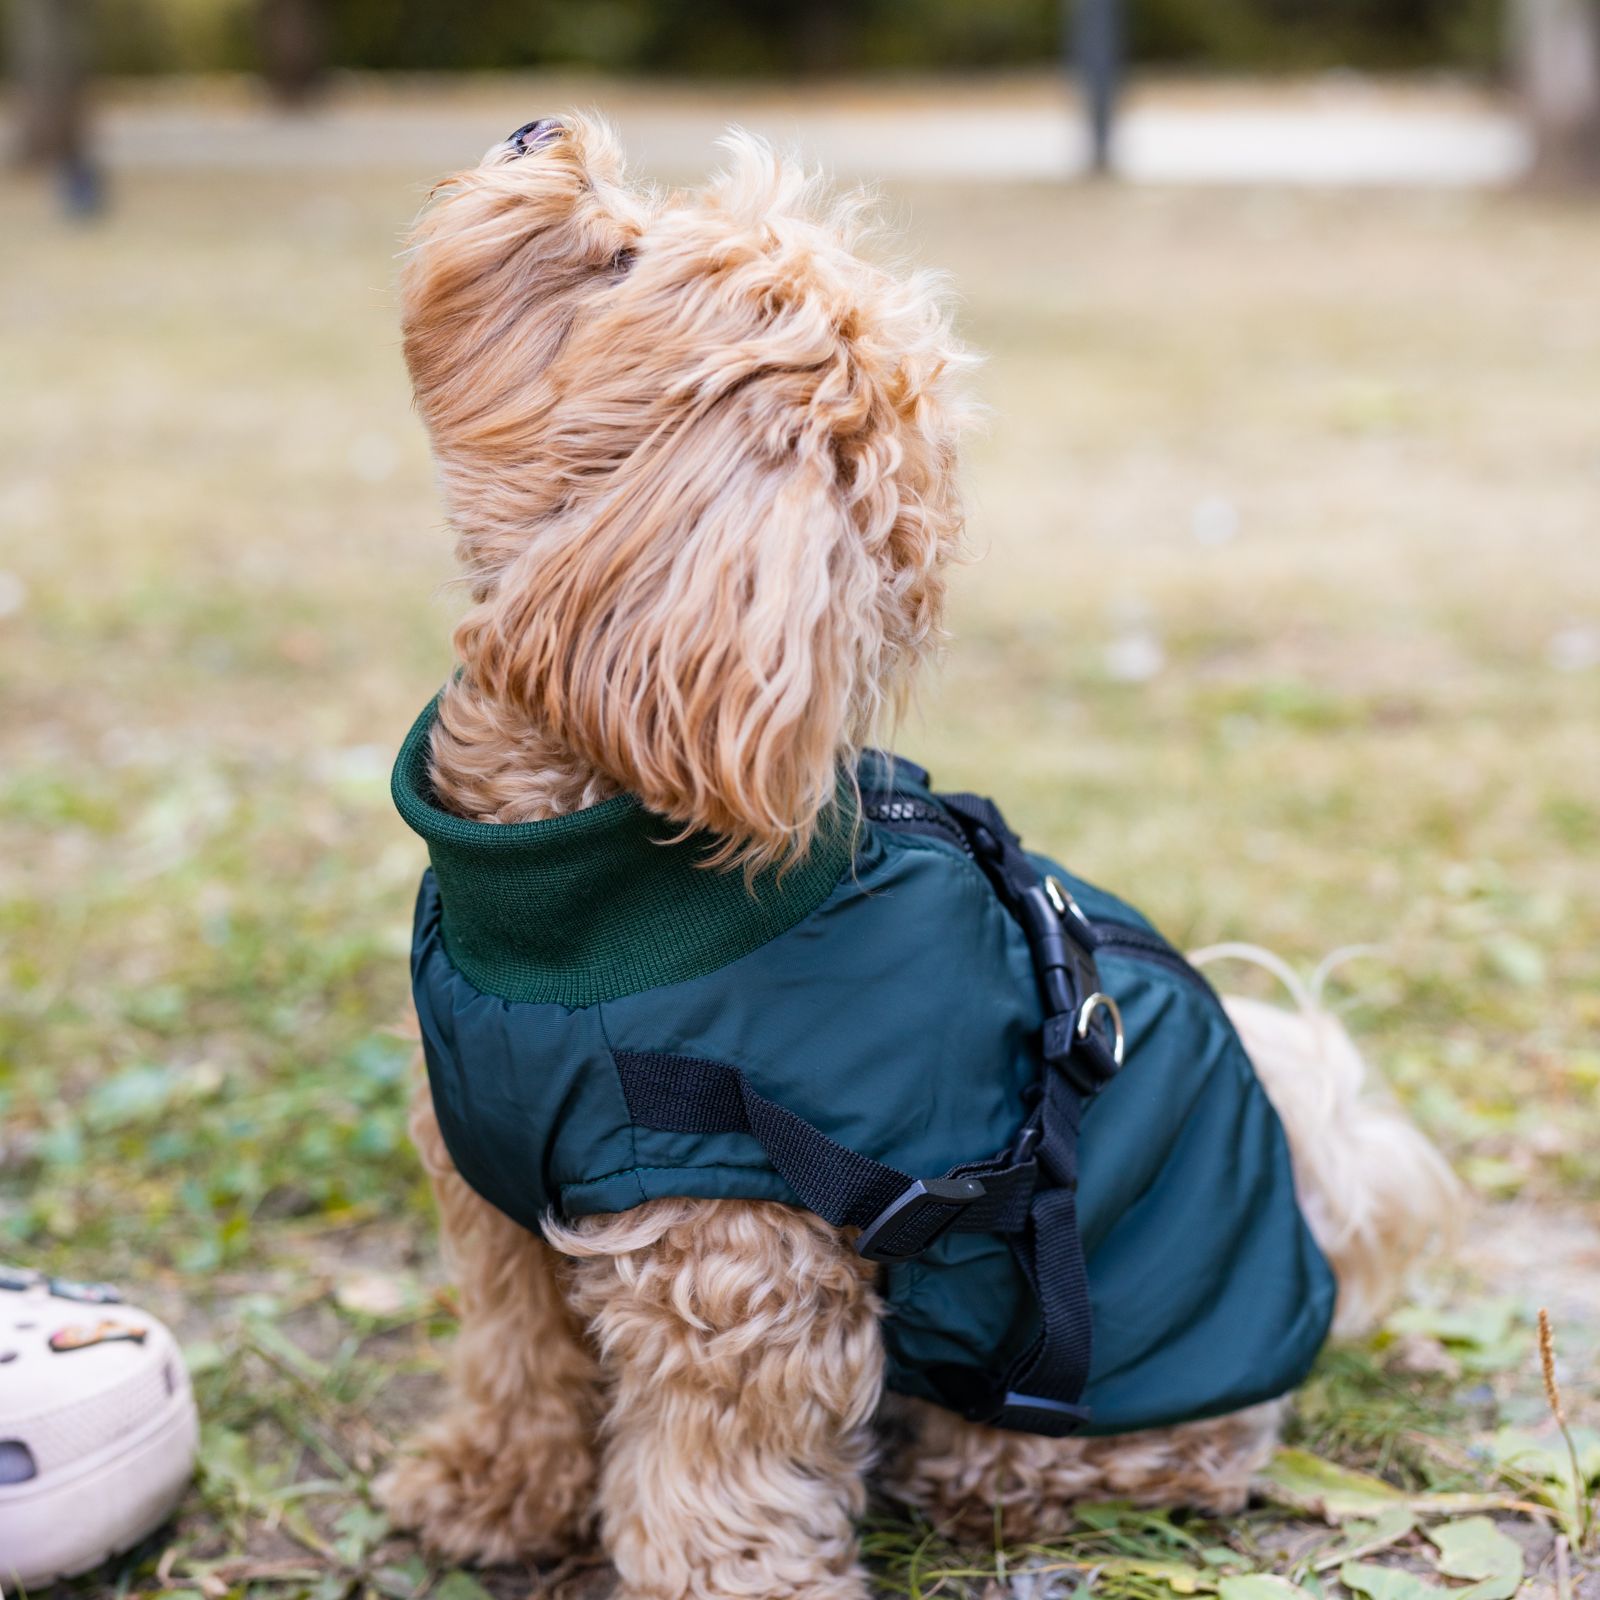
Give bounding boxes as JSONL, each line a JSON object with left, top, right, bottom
{"left": 200, "top": 1558, "right": 327, "bottom": 1583}
{"left": 1538, "top": 1308, "right": 1594, "bottom": 1548}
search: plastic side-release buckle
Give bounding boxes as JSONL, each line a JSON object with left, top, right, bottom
{"left": 855, "top": 1176, "right": 987, "bottom": 1264}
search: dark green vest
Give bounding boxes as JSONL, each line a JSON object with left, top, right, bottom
{"left": 395, "top": 699, "right": 1335, "bottom": 1437}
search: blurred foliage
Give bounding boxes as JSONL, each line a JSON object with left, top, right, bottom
{"left": 74, "top": 0, "right": 1514, "bottom": 80}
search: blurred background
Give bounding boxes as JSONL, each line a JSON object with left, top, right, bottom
{"left": 2, "top": 2, "right": 1598, "bottom": 1594}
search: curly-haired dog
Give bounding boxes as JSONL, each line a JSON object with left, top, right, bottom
{"left": 377, "top": 116, "right": 1456, "bottom": 1594}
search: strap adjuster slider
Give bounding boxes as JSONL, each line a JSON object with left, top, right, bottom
{"left": 855, "top": 1176, "right": 987, "bottom": 1263}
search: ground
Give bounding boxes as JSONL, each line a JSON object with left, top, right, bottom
{"left": 1, "top": 76, "right": 1597, "bottom": 1600}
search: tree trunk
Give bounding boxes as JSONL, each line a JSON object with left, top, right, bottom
{"left": 6, "top": 0, "right": 90, "bottom": 169}
{"left": 257, "top": 0, "right": 326, "bottom": 108}
{"left": 789, "top": 0, "right": 850, "bottom": 76}
{"left": 1069, "top": 0, "right": 1123, "bottom": 177}
{"left": 1512, "top": 0, "right": 1600, "bottom": 187}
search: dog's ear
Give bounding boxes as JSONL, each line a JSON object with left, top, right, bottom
{"left": 456, "top": 386, "right": 876, "bottom": 870}
{"left": 400, "top": 114, "right": 648, "bottom": 584}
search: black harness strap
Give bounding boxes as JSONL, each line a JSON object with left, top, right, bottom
{"left": 611, "top": 782, "right": 1120, "bottom": 1438}
{"left": 613, "top": 1050, "right": 1038, "bottom": 1257}
{"left": 918, "top": 793, "right": 1116, "bottom": 1434}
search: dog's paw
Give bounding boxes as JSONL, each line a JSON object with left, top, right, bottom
{"left": 377, "top": 1411, "right": 596, "bottom": 1565}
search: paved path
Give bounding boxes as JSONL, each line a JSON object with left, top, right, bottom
{"left": 93, "top": 74, "right": 1531, "bottom": 186}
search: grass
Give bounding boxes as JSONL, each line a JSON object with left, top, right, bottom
{"left": 1, "top": 97, "right": 1598, "bottom": 1598}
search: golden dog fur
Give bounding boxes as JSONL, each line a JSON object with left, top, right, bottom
{"left": 377, "top": 116, "right": 1457, "bottom": 1594}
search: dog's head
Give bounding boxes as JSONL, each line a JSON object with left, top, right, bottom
{"left": 403, "top": 115, "right": 973, "bottom": 867}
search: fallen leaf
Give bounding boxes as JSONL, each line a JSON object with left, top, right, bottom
{"left": 1486, "top": 1426, "right": 1600, "bottom": 1540}
{"left": 1386, "top": 1332, "right": 1462, "bottom": 1380}
{"left": 1339, "top": 1562, "right": 1442, "bottom": 1600}
{"left": 371, "top": 1560, "right": 428, "bottom": 1600}
{"left": 332, "top": 1500, "right": 391, "bottom": 1563}
{"left": 1488, "top": 1427, "right": 1600, "bottom": 1487}
{"left": 1426, "top": 1518, "right": 1523, "bottom": 1600}
{"left": 334, "top": 1269, "right": 419, "bottom": 1319}
{"left": 1220, "top": 1576, "right": 1317, "bottom": 1600}
{"left": 1312, "top": 1507, "right": 1417, "bottom": 1572}
{"left": 1385, "top": 1302, "right": 1525, "bottom": 1374}
{"left": 431, "top": 1574, "right": 497, "bottom": 1600}
{"left": 1094, "top": 1558, "right": 1216, "bottom": 1594}
{"left": 1260, "top": 1451, "right": 1514, "bottom": 1524}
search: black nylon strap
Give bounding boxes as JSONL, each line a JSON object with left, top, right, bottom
{"left": 613, "top": 1050, "right": 1036, "bottom": 1256}
{"left": 986, "top": 1069, "right": 1095, "bottom": 1429}
{"left": 935, "top": 791, "right": 1106, "bottom": 1433}
{"left": 939, "top": 794, "right": 1103, "bottom": 1065}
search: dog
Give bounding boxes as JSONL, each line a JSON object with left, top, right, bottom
{"left": 376, "top": 115, "right": 1457, "bottom": 1593}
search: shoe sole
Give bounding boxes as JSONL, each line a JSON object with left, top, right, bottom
{"left": 0, "top": 1378, "right": 198, "bottom": 1588}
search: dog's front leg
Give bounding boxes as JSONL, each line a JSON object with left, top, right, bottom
{"left": 378, "top": 1077, "right": 601, "bottom": 1564}
{"left": 553, "top": 1198, "right": 882, "bottom": 1600}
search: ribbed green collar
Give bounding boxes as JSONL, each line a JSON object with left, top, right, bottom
{"left": 392, "top": 698, "right": 856, "bottom": 1007}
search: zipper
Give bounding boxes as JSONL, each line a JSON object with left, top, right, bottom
{"left": 860, "top": 793, "right": 974, "bottom": 856}
{"left": 865, "top": 793, "right": 1222, "bottom": 1011}
{"left": 1088, "top": 917, "right": 1226, "bottom": 1011}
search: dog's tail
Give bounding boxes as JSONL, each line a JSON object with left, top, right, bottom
{"left": 1190, "top": 944, "right": 1461, "bottom": 1339}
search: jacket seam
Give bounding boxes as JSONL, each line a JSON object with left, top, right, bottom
{"left": 560, "top": 1161, "right": 786, "bottom": 1192}
{"left": 595, "top": 1006, "right": 650, "bottom": 1209}
{"left": 874, "top": 824, "right": 1001, "bottom": 894}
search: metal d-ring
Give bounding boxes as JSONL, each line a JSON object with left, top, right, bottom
{"left": 1075, "top": 991, "right": 1125, "bottom": 1068}
{"left": 1045, "top": 875, "right": 1094, "bottom": 933}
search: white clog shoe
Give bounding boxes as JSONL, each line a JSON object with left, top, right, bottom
{"left": 0, "top": 1266, "right": 198, "bottom": 1589}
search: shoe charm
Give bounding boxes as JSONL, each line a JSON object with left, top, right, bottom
{"left": 48, "top": 1320, "right": 148, "bottom": 1353}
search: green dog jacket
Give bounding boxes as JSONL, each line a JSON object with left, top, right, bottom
{"left": 394, "top": 698, "right": 1335, "bottom": 1437}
